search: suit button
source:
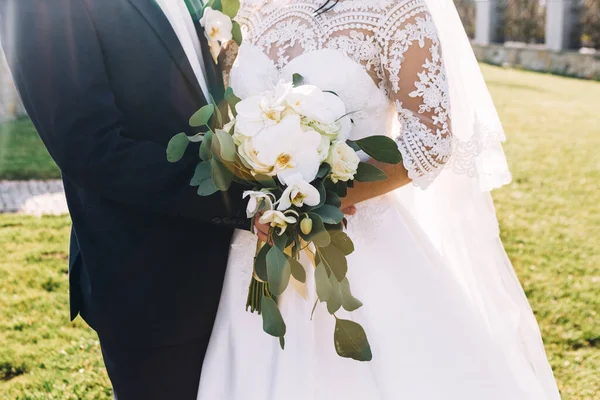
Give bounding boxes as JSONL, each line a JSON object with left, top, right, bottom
{"left": 212, "top": 217, "right": 221, "bottom": 224}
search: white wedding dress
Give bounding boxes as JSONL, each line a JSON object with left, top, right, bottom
{"left": 197, "top": 1, "right": 561, "bottom": 399}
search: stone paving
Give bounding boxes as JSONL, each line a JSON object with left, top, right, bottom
{"left": 0, "top": 180, "right": 69, "bottom": 215}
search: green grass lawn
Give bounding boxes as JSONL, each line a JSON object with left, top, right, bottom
{"left": 0, "top": 118, "right": 60, "bottom": 180}
{"left": 0, "top": 65, "right": 599, "bottom": 399}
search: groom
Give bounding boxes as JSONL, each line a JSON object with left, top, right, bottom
{"left": 0, "top": 0, "right": 252, "bottom": 398}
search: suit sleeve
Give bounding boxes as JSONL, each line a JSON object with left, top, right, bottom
{"left": 0, "top": 0, "right": 250, "bottom": 230}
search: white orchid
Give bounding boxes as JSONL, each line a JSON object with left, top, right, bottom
{"left": 237, "top": 114, "right": 322, "bottom": 184}
{"left": 199, "top": 8, "right": 233, "bottom": 62}
{"left": 259, "top": 210, "right": 298, "bottom": 235}
{"left": 243, "top": 190, "right": 275, "bottom": 218}
{"left": 287, "top": 86, "right": 349, "bottom": 126}
{"left": 277, "top": 174, "right": 321, "bottom": 211}
{"left": 327, "top": 141, "right": 361, "bottom": 183}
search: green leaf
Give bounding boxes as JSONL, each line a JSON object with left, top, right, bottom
{"left": 334, "top": 319, "right": 372, "bottom": 361}
{"left": 190, "top": 161, "right": 212, "bottom": 186}
{"left": 254, "top": 244, "right": 270, "bottom": 282}
{"left": 340, "top": 278, "right": 363, "bottom": 312}
{"left": 304, "top": 214, "right": 331, "bottom": 247}
{"left": 261, "top": 296, "right": 286, "bottom": 337}
{"left": 272, "top": 232, "right": 288, "bottom": 252}
{"left": 279, "top": 336, "right": 285, "bottom": 350}
{"left": 266, "top": 246, "right": 291, "bottom": 296}
{"left": 317, "top": 163, "right": 331, "bottom": 179}
{"left": 209, "top": 94, "right": 223, "bottom": 127}
{"left": 329, "top": 230, "right": 354, "bottom": 256}
{"left": 224, "top": 87, "right": 241, "bottom": 117}
{"left": 312, "top": 205, "right": 344, "bottom": 225}
{"left": 213, "top": 130, "right": 236, "bottom": 162}
{"left": 346, "top": 140, "right": 361, "bottom": 152}
{"left": 308, "top": 180, "right": 327, "bottom": 210}
{"left": 292, "top": 73, "right": 305, "bottom": 87}
{"left": 231, "top": 21, "right": 243, "bottom": 46}
{"left": 325, "top": 190, "right": 341, "bottom": 208}
{"left": 211, "top": 158, "right": 233, "bottom": 190}
{"left": 338, "top": 181, "right": 348, "bottom": 197}
{"left": 166, "top": 132, "right": 189, "bottom": 163}
{"left": 197, "top": 179, "right": 218, "bottom": 196}
{"left": 354, "top": 135, "right": 402, "bottom": 164}
{"left": 255, "top": 174, "right": 277, "bottom": 189}
{"left": 199, "top": 130, "right": 213, "bottom": 161}
{"left": 221, "top": 0, "right": 240, "bottom": 18}
{"left": 354, "top": 162, "right": 387, "bottom": 182}
{"left": 318, "top": 245, "right": 348, "bottom": 282}
{"left": 189, "top": 104, "right": 215, "bottom": 127}
{"left": 289, "top": 258, "right": 306, "bottom": 283}
{"left": 326, "top": 274, "right": 342, "bottom": 314}
{"left": 315, "top": 262, "right": 332, "bottom": 302}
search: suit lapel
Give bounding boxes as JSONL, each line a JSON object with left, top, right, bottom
{"left": 193, "top": 21, "right": 226, "bottom": 105}
{"left": 126, "top": 0, "right": 206, "bottom": 104}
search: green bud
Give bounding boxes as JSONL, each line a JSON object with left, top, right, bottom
{"left": 300, "top": 217, "right": 313, "bottom": 235}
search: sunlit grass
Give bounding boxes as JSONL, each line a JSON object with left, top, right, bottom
{"left": 0, "top": 118, "right": 60, "bottom": 180}
{"left": 0, "top": 65, "right": 598, "bottom": 399}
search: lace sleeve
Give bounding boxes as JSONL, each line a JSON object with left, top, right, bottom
{"left": 378, "top": 9, "right": 452, "bottom": 189}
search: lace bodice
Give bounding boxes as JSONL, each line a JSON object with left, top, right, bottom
{"left": 227, "top": 0, "right": 452, "bottom": 188}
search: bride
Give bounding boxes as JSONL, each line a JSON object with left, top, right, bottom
{"left": 197, "top": 0, "right": 561, "bottom": 399}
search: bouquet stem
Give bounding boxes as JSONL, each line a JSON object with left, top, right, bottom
{"left": 246, "top": 241, "right": 273, "bottom": 314}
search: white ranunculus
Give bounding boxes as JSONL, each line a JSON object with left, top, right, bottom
{"left": 259, "top": 210, "right": 298, "bottom": 235}
{"left": 243, "top": 190, "right": 275, "bottom": 218}
{"left": 200, "top": 8, "right": 233, "bottom": 44}
{"left": 317, "top": 135, "right": 331, "bottom": 162}
{"left": 239, "top": 114, "right": 321, "bottom": 183}
{"left": 327, "top": 141, "right": 361, "bottom": 183}
{"left": 277, "top": 173, "right": 321, "bottom": 211}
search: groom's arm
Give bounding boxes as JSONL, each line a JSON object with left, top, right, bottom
{"left": 0, "top": 0, "right": 250, "bottom": 230}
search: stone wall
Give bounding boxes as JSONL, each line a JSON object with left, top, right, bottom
{"left": 472, "top": 43, "right": 600, "bottom": 81}
{"left": 0, "top": 48, "right": 25, "bottom": 123}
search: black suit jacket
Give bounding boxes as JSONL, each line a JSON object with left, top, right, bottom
{"left": 0, "top": 0, "right": 249, "bottom": 347}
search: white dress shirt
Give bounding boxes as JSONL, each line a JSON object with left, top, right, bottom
{"left": 156, "top": 0, "right": 211, "bottom": 101}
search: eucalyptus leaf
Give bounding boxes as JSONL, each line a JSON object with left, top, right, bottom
{"left": 199, "top": 130, "right": 213, "bottom": 161}
{"left": 315, "top": 262, "right": 332, "bottom": 302}
{"left": 317, "top": 163, "right": 331, "bottom": 179}
{"left": 209, "top": 94, "right": 223, "bottom": 127}
{"left": 326, "top": 274, "right": 343, "bottom": 314}
{"left": 303, "top": 214, "right": 331, "bottom": 247}
{"left": 338, "top": 181, "right": 348, "bottom": 197}
{"left": 279, "top": 336, "right": 285, "bottom": 350}
{"left": 325, "top": 190, "right": 341, "bottom": 208}
{"left": 190, "top": 161, "right": 212, "bottom": 187}
{"left": 197, "top": 179, "right": 218, "bottom": 196}
{"left": 225, "top": 87, "right": 241, "bottom": 117}
{"left": 334, "top": 319, "right": 372, "bottom": 361}
{"left": 189, "top": 104, "right": 215, "bottom": 127}
{"left": 166, "top": 132, "right": 189, "bottom": 163}
{"left": 312, "top": 205, "right": 344, "bottom": 225}
{"left": 231, "top": 21, "right": 243, "bottom": 46}
{"left": 213, "top": 130, "right": 236, "bottom": 162}
{"left": 346, "top": 140, "right": 361, "bottom": 152}
{"left": 266, "top": 246, "right": 291, "bottom": 296}
{"left": 354, "top": 162, "right": 387, "bottom": 182}
{"left": 289, "top": 258, "right": 306, "bottom": 283}
{"left": 211, "top": 158, "right": 233, "bottom": 190}
{"left": 340, "top": 278, "right": 363, "bottom": 312}
{"left": 354, "top": 135, "right": 402, "bottom": 164}
{"left": 329, "top": 230, "right": 354, "bottom": 256}
{"left": 254, "top": 244, "right": 270, "bottom": 282}
{"left": 318, "top": 245, "right": 348, "bottom": 282}
{"left": 255, "top": 174, "right": 277, "bottom": 189}
{"left": 273, "top": 232, "right": 288, "bottom": 252}
{"left": 261, "top": 296, "right": 286, "bottom": 337}
{"left": 221, "top": 0, "right": 240, "bottom": 18}
{"left": 309, "top": 180, "right": 327, "bottom": 210}
{"left": 292, "top": 73, "right": 305, "bottom": 87}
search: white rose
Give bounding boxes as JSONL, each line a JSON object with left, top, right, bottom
{"left": 277, "top": 173, "right": 321, "bottom": 211}
{"left": 327, "top": 141, "right": 360, "bottom": 183}
{"left": 243, "top": 190, "right": 275, "bottom": 218}
{"left": 200, "top": 8, "right": 233, "bottom": 44}
{"left": 259, "top": 210, "right": 298, "bottom": 235}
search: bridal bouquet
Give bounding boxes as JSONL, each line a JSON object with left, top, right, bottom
{"left": 167, "top": 1, "right": 402, "bottom": 362}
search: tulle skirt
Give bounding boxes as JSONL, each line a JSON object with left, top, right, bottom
{"left": 197, "top": 182, "right": 559, "bottom": 400}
